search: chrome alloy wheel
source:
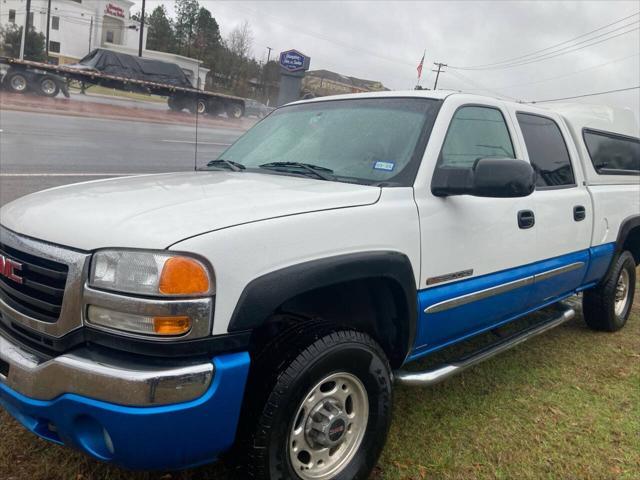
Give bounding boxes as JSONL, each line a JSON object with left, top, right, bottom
{"left": 40, "top": 78, "right": 57, "bottom": 95}
{"left": 10, "top": 74, "right": 27, "bottom": 92}
{"left": 289, "top": 372, "right": 369, "bottom": 479}
{"left": 614, "top": 269, "right": 630, "bottom": 317}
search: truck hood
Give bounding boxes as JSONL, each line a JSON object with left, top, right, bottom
{"left": 0, "top": 171, "right": 380, "bottom": 251}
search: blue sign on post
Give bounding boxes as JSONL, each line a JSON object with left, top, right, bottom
{"left": 279, "top": 49, "right": 308, "bottom": 72}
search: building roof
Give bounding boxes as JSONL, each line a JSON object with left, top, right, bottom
{"left": 306, "top": 69, "right": 388, "bottom": 91}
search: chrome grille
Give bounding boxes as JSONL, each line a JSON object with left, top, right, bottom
{"left": 0, "top": 242, "right": 68, "bottom": 322}
{"left": 0, "top": 226, "right": 89, "bottom": 339}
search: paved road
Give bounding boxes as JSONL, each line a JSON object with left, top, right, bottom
{"left": 0, "top": 109, "right": 247, "bottom": 206}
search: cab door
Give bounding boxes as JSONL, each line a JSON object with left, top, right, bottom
{"left": 411, "top": 96, "right": 538, "bottom": 359}
{"left": 507, "top": 108, "right": 591, "bottom": 305}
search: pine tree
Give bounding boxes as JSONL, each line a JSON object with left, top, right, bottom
{"left": 146, "top": 5, "right": 175, "bottom": 53}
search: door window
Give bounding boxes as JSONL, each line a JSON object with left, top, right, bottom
{"left": 440, "top": 106, "right": 515, "bottom": 168}
{"left": 516, "top": 113, "right": 576, "bottom": 187}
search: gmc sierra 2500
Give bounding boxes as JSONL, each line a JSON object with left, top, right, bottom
{"left": 0, "top": 91, "right": 638, "bottom": 480}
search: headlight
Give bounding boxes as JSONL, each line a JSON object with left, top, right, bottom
{"left": 89, "top": 250, "right": 214, "bottom": 297}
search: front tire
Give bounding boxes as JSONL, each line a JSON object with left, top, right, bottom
{"left": 583, "top": 250, "right": 636, "bottom": 331}
{"left": 6, "top": 72, "right": 29, "bottom": 93}
{"left": 244, "top": 325, "right": 392, "bottom": 480}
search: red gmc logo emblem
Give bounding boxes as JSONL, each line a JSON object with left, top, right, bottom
{"left": 0, "top": 254, "right": 23, "bottom": 284}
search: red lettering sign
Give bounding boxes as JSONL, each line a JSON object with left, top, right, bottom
{"left": 105, "top": 3, "right": 125, "bottom": 18}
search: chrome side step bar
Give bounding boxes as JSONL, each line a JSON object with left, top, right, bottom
{"left": 394, "top": 305, "right": 575, "bottom": 387}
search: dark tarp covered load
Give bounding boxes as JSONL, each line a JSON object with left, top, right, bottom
{"left": 74, "top": 49, "right": 194, "bottom": 89}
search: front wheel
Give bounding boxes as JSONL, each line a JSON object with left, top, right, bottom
{"left": 244, "top": 326, "right": 392, "bottom": 480}
{"left": 583, "top": 250, "right": 636, "bottom": 331}
{"left": 6, "top": 72, "right": 29, "bottom": 93}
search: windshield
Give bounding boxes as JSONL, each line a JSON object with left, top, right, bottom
{"left": 217, "top": 98, "right": 441, "bottom": 185}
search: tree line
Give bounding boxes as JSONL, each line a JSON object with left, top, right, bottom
{"left": 142, "top": 1, "right": 279, "bottom": 100}
{"left": 0, "top": 0, "right": 280, "bottom": 102}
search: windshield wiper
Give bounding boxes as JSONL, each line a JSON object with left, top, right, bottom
{"left": 204, "top": 159, "right": 246, "bottom": 172}
{"left": 259, "top": 162, "right": 335, "bottom": 181}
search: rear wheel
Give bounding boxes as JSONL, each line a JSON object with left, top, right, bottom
{"left": 583, "top": 250, "right": 636, "bottom": 331}
{"left": 6, "top": 72, "right": 28, "bottom": 93}
{"left": 167, "top": 95, "right": 184, "bottom": 112}
{"left": 187, "top": 98, "right": 207, "bottom": 115}
{"left": 242, "top": 324, "right": 392, "bottom": 480}
{"left": 225, "top": 102, "right": 244, "bottom": 119}
{"left": 38, "top": 77, "right": 59, "bottom": 97}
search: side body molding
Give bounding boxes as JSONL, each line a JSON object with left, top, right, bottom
{"left": 227, "top": 251, "right": 418, "bottom": 360}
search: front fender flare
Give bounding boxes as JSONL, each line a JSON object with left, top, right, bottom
{"left": 227, "top": 251, "right": 418, "bottom": 360}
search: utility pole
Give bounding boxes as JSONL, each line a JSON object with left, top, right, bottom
{"left": 45, "top": 0, "right": 51, "bottom": 60}
{"left": 263, "top": 46, "right": 272, "bottom": 101}
{"left": 138, "top": 0, "right": 146, "bottom": 56}
{"left": 432, "top": 62, "right": 447, "bottom": 90}
{"left": 18, "top": 0, "right": 32, "bottom": 60}
{"left": 88, "top": 16, "right": 93, "bottom": 53}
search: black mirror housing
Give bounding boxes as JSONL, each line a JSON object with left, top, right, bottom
{"left": 432, "top": 158, "right": 536, "bottom": 198}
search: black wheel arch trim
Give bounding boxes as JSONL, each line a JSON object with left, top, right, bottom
{"left": 227, "top": 251, "right": 418, "bottom": 360}
{"left": 616, "top": 214, "right": 640, "bottom": 253}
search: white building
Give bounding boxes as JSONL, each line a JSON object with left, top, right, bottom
{"left": 1, "top": 0, "right": 208, "bottom": 88}
{"left": 2, "top": 0, "right": 146, "bottom": 63}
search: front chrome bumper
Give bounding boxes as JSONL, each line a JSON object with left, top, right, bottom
{"left": 0, "top": 331, "right": 214, "bottom": 406}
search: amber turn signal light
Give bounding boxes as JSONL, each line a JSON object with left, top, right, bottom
{"left": 153, "top": 316, "right": 191, "bottom": 335}
{"left": 159, "top": 257, "right": 210, "bottom": 295}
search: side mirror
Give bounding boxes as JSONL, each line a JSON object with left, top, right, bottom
{"left": 432, "top": 158, "right": 536, "bottom": 198}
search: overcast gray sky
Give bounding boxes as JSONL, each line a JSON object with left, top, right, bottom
{"left": 137, "top": 1, "right": 640, "bottom": 121}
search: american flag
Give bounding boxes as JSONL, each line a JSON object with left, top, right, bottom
{"left": 417, "top": 51, "right": 425, "bottom": 79}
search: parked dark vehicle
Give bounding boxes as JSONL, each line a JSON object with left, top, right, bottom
{"left": 244, "top": 98, "right": 274, "bottom": 118}
{"left": 67, "top": 49, "right": 193, "bottom": 90}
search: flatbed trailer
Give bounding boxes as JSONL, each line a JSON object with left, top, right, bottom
{"left": 0, "top": 56, "right": 245, "bottom": 117}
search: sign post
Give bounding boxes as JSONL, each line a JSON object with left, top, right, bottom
{"left": 277, "top": 49, "right": 310, "bottom": 106}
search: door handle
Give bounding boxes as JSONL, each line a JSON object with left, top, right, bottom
{"left": 518, "top": 210, "right": 535, "bottom": 229}
{"left": 574, "top": 205, "right": 586, "bottom": 222}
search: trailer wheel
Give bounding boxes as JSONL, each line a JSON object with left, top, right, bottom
{"left": 187, "top": 98, "right": 207, "bottom": 115}
{"left": 6, "top": 72, "right": 29, "bottom": 94}
{"left": 226, "top": 102, "right": 244, "bottom": 119}
{"left": 206, "top": 98, "right": 224, "bottom": 116}
{"left": 38, "top": 77, "right": 60, "bottom": 97}
{"left": 167, "top": 96, "right": 184, "bottom": 112}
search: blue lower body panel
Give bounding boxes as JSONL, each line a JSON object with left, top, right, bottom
{"left": 0, "top": 352, "right": 250, "bottom": 471}
{"left": 409, "top": 244, "right": 615, "bottom": 362}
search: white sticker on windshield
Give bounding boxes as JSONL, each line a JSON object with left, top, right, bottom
{"left": 373, "top": 161, "right": 395, "bottom": 172}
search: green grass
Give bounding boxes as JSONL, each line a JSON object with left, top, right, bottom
{"left": 1, "top": 274, "right": 638, "bottom": 480}
{"left": 68, "top": 85, "right": 167, "bottom": 104}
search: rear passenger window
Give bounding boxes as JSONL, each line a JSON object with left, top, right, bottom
{"left": 440, "top": 106, "right": 515, "bottom": 168}
{"left": 583, "top": 130, "right": 640, "bottom": 175}
{"left": 516, "top": 113, "right": 575, "bottom": 188}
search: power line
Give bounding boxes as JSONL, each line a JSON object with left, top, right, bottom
{"left": 446, "top": 69, "right": 519, "bottom": 101}
{"left": 451, "top": 23, "right": 639, "bottom": 71}
{"left": 465, "top": 52, "right": 639, "bottom": 91}
{"left": 222, "top": 3, "right": 418, "bottom": 70}
{"left": 531, "top": 86, "right": 640, "bottom": 103}
{"left": 450, "top": 11, "right": 639, "bottom": 69}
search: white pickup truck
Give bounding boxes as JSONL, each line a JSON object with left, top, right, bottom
{"left": 0, "top": 91, "right": 638, "bottom": 480}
